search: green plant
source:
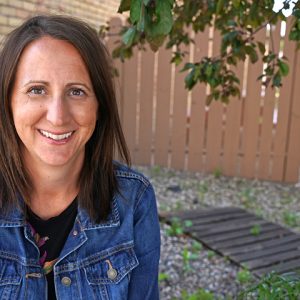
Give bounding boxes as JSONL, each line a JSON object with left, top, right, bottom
{"left": 182, "top": 247, "right": 198, "bottom": 272}
{"left": 207, "top": 250, "right": 216, "bottom": 260}
{"left": 213, "top": 167, "right": 222, "bottom": 179}
{"left": 191, "top": 241, "right": 203, "bottom": 253}
{"left": 238, "top": 272, "right": 300, "bottom": 299}
{"left": 158, "top": 272, "right": 170, "bottom": 282}
{"left": 283, "top": 211, "right": 300, "bottom": 227}
{"left": 151, "top": 165, "right": 161, "bottom": 176}
{"left": 236, "top": 269, "right": 253, "bottom": 285}
{"left": 240, "top": 188, "right": 257, "bottom": 208}
{"left": 174, "top": 288, "right": 216, "bottom": 300}
{"left": 166, "top": 217, "right": 193, "bottom": 236}
{"left": 250, "top": 224, "right": 261, "bottom": 236}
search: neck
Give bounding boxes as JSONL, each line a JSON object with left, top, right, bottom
{"left": 25, "top": 158, "right": 82, "bottom": 220}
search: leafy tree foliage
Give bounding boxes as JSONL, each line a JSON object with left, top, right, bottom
{"left": 109, "top": 0, "right": 300, "bottom": 103}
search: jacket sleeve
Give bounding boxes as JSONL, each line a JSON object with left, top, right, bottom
{"left": 127, "top": 182, "right": 161, "bottom": 300}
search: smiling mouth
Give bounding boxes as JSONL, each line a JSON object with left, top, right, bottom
{"left": 39, "top": 129, "right": 74, "bottom": 141}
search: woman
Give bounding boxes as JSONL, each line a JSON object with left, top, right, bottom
{"left": 0, "top": 15, "right": 160, "bottom": 300}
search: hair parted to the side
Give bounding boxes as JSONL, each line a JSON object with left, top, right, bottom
{"left": 0, "top": 15, "right": 130, "bottom": 222}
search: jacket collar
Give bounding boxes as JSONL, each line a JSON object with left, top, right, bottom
{"left": 0, "top": 197, "right": 120, "bottom": 229}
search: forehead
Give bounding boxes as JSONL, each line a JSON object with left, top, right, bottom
{"left": 15, "top": 36, "right": 91, "bottom": 82}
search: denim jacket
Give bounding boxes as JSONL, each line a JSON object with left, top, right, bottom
{"left": 0, "top": 164, "right": 160, "bottom": 299}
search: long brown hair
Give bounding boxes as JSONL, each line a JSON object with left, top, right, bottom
{"left": 0, "top": 15, "right": 130, "bottom": 222}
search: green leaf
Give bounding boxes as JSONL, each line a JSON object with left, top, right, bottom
{"left": 146, "top": 1, "right": 173, "bottom": 36}
{"left": 272, "top": 72, "right": 282, "bottom": 87}
{"left": 146, "top": 34, "right": 165, "bottom": 51}
{"left": 122, "top": 27, "right": 137, "bottom": 46}
{"left": 245, "top": 46, "right": 258, "bottom": 63}
{"left": 257, "top": 42, "right": 266, "bottom": 55}
{"left": 278, "top": 60, "right": 289, "bottom": 76}
{"left": 130, "top": 0, "right": 142, "bottom": 24}
{"left": 216, "top": 0, "right": 224, "bottom": 14}
{"left": 143, "top": 0, "right": 151, "bottom": 5}
{"left": 118, "top": 0, "right": 131, "bottom": 13}
{"left": 232, "top": 0, "right": 240, "bottom": 9}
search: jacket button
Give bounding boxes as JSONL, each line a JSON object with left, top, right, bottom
{"left": 107, "top": 268, "right": 117, "bottom": 280}
{"left": 61, "top": 276, "right": 72, "bottom": 286}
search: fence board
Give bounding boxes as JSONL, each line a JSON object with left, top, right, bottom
{"left": 285, "top": 48, "right": 300, "bottom": 182}
{"left": 121, "top": 49, "right": 139, "bottom": 159}
{"left": 135, "top": 48, "right": 155, "bottom": 165}
{"left": 257, "top": 25, "right": 281, "bottom": 180}
{"left": 272, "top": 20, "right": 297, "bottom": 181}
{"left": 154, "top": 47, "right": 172, "bottom": 167}
{"left": 205, "top": 30, "right": 224, "bottom": 172}
{"left": 222, "top": 62, "right": 244, "bottom": 176}
{"left": 240, "top": 30, "right": 266, "bottom": 178}
{"left": 187, "top": 30, "right": 208, "bottom": 171}
{"left": 170, "top": 38, "right": 190, "bottom": 169}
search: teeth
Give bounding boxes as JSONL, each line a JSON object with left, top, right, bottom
{"left": 40, "top": 130, "right": 73, "bottom": 141}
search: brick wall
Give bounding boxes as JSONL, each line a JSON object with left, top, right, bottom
{"left": 0, "top": 0, "right": 122, "bottom": 44}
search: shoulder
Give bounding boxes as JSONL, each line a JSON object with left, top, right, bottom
{"left": 113, "top": 162, "right": 155, "bottom": 210}
{"left": 113, "top": 161, "right": 151, "bottom": 188}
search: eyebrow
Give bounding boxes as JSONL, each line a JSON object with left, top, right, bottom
{"left": 23, "top": 80, "right": 92, "bottom": 92}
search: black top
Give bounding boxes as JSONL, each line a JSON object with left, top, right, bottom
{"left": 27, "top": 199, "right": 77, "bottom": 300}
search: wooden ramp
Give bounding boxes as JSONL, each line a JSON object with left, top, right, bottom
{"left": 160, "top": 207, "right": 300, "bottom": 278}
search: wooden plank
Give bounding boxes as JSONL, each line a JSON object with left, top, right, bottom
{"left": 233, "top": 239, "right": 300, "bottom": 262}
{"left": 186, "top": 211, "right": 254, "bottom": 226}
{"left": 122, "top": 48, "right": 139, "bottom": 160}
{"left": 257, "top": 25, "right": 281, "bottom": 180}
{"left": 161, "top": 206, "right": 245, "bottom": 220}
{"left": 205, "top": 30, "right": 224, "bottom": 172}
{"left": 255, "top": 258, "right": 300, "bottom": 276}
{"left": 210, "top": 225, "right": 287, "bottom": 247}
{"left": 153, "top": 47, "right": 172, "bottom": 167}
{"left": 187, "top": 29, "right": 209, "bottom": 171}
{"left": 271, "top": 20, "right": 297, "bottom": 181}
{"left": 223, "top": 232, "right": 296, "bottom": 255}
{"left": 106, "top": 17, "right": 124, "bottom": 161}
{"left": 191, "top": 215, "right": 260, "bottom": 231}
{"left": 239, "top": 30, "right": 266, "bottom": 178}
{"left": 284, "top": 47, "right": 300, "bottom": 182}
{"left": 135, "top": 48, "right": 155, "bottom": 165}
{"left": 222, "top": 61, "right": 244, "bottom": 176}
{"left": 193, "top": 219, "right": 269, "bottom": 237}
{"left": 246, "top": 249, "right": 300, "bottom": 270}
{"left": 170, "top": 37, "right": 190, "bottom": 169}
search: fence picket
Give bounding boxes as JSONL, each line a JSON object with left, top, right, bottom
{"left": 135, "top": 48, "right": 155, "bottom": 165}
{"left": 257, "top": 25, "right": 281, "bottom": 180}
{"left": 222, "top": 62, "right": 244, "bottom": 176}
{"left": 187, "top": 30, "right": 209, "bottom": 171}
{"left": 154, "top": 47, "right": 173, "bottom": 167}
{"left": 170, "top": 39, "right": 190, "bottom": 169}
{"left": 285, "top": 48, "right": 300, "bottom": 182}
{"left": 205, "top": 30, "right": 224, "bottom": 173}
{"left": 272, "top": 20, "right": 297, "bottom": 182}
{"left": 240, "top": 30, "right": 266, "bottom": 178}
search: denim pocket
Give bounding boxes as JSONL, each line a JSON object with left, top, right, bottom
{"left": 84, "top": 245, "right": 138, "bottom": 299}
{"left": 0, "top": 255, "right": 22, "bottom": 300}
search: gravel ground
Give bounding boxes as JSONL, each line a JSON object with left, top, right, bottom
{"left": 133, "top": 165, "right": 300, "bottom": 300}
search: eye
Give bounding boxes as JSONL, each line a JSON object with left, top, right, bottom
{"left": 27, "top": 86, "right": 46, "bottom": 95}
{"left": 69, "top": 88, "right": 86, "bottom": 97}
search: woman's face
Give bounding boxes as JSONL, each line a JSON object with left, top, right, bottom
{"left": 11, "top": 36, "right": 98, "bottom": 170}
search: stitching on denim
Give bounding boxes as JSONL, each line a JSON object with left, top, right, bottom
{"left": 55, "top": 241, "right": 135, "bottom": 273}
{"left": 115, "top": 170, "right": 150, "bottom": 186}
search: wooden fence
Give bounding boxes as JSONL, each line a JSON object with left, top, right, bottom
{"left": 107, "top": 18, "right": 300, "bottom": 183}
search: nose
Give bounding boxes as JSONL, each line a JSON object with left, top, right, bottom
{"left": 46, "top": 95, "right": 71, "bottom": 126}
